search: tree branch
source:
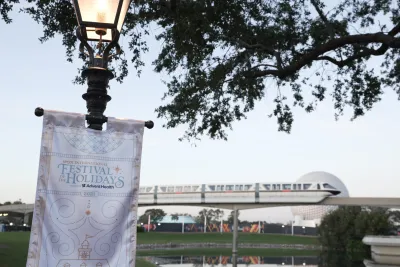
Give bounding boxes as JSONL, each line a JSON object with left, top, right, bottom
{"left": 234, "top": 38, "right": 283, "bottom": 70}
{"left": 310, "top": 0, "right": 335, "bottom": 39}
{"left": 315, "top": 23, "right": 400, "bottom": 67}
{"left": 250, "top": 30, "right": 400, "bottom": 79}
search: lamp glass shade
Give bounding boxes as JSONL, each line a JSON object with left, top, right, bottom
{"left": 116, "top": 0, "right": 131, "bottom": 32}
{"left": 74, "top": 0, "right": 131, "bottom": 41}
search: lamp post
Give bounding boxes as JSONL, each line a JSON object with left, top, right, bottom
{"left": 35, "top": 0, "right": 154, "bottom": 130}
{"left": 74, "top": 0, "right": 129, "bottom": 130}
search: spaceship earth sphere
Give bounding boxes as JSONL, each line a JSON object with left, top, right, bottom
{"left": 291, "top": 171, "right": 350, "bottom": 220}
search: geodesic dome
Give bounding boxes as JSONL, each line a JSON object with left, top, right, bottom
{"left": 291, "top": 171, "right": 350, "bottom": 220}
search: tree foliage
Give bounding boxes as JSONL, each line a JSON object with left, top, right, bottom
{"left": 2, "top": 0, "right": 400, "bottom": 140}
{"left": 390, "top": 210, "right": 400, "bottom": 224}
{"left": 1, "top": 201, "right": 23, "bottom": 206}
{"left": 138, "top": 208, "right": 166, "bottom": 223}
{"left": 227, "top": 210, "right": 240, "bottom": 224}
{"left": 195, "top": 208, "right": 225, "bottom": 224}
{"left": 171, "top": 213, "right": 179, "bottom": 221}
{"left": 318, "top": 206, "right": 394, "bottom": 254}
{"left": 170, "top": 212, "right": 191, "bottom": 221}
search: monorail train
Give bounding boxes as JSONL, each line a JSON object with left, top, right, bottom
{"left": 138, "top": 182, "right": 341, "bottom": 205}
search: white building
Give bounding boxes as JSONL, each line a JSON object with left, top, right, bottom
{"left": 291, "top": 171, "right": 350, "bottom": 227}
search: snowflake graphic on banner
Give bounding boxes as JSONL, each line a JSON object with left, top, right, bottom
{"left": 63, "top": 130, "right": 124, "bottom": 154}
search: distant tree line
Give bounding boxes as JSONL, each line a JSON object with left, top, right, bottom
{"left": 137, "top": 208, "right": 283, "bottom": 225}
{"left": 0, "top": 200, "right": 24, "bottom": 206}
{"left": 138, "top": 209, "right": 167, "bottom": 224}
{"left": 194, "top": 209, "right": 226, "bottom": 224}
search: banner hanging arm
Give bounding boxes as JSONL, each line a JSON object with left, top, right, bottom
{"left": 34, "top": 107, "right": 154, "bottom": 129}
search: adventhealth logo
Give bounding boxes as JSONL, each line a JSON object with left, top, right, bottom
{"left": 58, "top": 161, "right": 125, "bottom": 188}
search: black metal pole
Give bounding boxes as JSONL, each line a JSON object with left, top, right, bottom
{"left": 82, "top": 67, "right": 113, "bottom": 130}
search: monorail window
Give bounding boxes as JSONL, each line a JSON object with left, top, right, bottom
{"left": 226, "top": 185, "right": 234, "bottom": 191}
{"left": 293, "top": 184, "right": 297, "bottom": 190}
{"left": 209, "top": 185, "right": 216, "bottom": 191}
{"left": 283, "top": 184, "right": 291, "bottom": 190}
{"left": 303, "top": 184, "right": 311, "bottom": 190}
{"left": 235, "top": 185, "right": 243, "bottom": 191}
{"left": 160, "top": 186, "right": 167, "bottom": 192}
{"left": 176, "top": 186, "right": 182, "bottom": 192}
{"left": 244, "top": 184, "right": 252, "bottom": 191}
{"left": 184, "top": 186, "right": 191, "bottom": 192}
{"left": 263, "top": 184, "right": 271, "bottom": 190}
{"left": 323, "top": 183, "right": 336, "bottom": 189}
{"left": 216, "top": 185, "right": 223, "bottom": 191}
{"left": 146, "top": 187, "right": 152, "bottom": 193}
{"left": 167, "top": 186, "right": 174, "bottom": 192}
{"left": 272, "top": 184, "right": 280, "bottom": 190}
{"left": 317, "top": 184, "right": 321, "bottom": 189}
{"left": 139, "top": 187, "right": 145, "bottom": 193}
{"left": 192, "top": 186, "right": 200, "bottom": 191}
{"left": 298, "top": 184, "right": 302, "bottom": 190}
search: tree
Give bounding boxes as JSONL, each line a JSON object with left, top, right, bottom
{"left": 3, "top": 202, "right": 11, "bottom": 206}
{"left": 389, "top": 209, "right": 400, "bottom": 224}
{"left": 138, "top": 208, "right": 166, "bottom": 224}
{"left": 195, "top": 208, "right": 225, "bottom": 224}
{"left": 171, "top": 213, "right": 179, "bottom": 221}
{"left": 195, "top": 209, "right": 214, "bottom": 224}
{"left": 227, "top": 210, "right": 240, "bottom": 225}
{"left": 318, "top": 206, "right": 393, "bottom": 255}
{"left": 13, "top": 199, "right": 23, "bottom": 205}
{"left": 212, "top": 209, "right": 225, "bottom": 222}
{"left": 2, "top": 1, "right": 400, "bottom": 140}
{"left": 170, "top": 212, "right": 192, "bottom": 221}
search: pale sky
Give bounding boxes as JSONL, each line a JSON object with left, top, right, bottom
{"left": 1, "top": 7, "right": 399, "bottom": 223}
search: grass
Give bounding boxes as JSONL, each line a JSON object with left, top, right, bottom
{"left": 136, "top": 258, "right": 157, "bottom": 267}
{"left": 0, "top": 232, "right": 318, "bottom": 267}
{"left": 0, "top": 232, "right": 26, "bottom": 267}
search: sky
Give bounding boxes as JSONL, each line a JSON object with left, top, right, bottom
{"left": 0, "top": 6, "right": 399, "bottom": 223}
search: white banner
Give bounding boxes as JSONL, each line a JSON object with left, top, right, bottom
{"left": 26, "top": 110, "right": 145, "bottom": 267}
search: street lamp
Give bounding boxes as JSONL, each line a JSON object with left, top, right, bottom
{"left": 72, "top": 0, "right": 131, "bottom": 43}
{"left": 73, "top": 0, "right": 130, "bottom": 130}
{"left": 36, "top": 0, "right": 154, "bottom": 130}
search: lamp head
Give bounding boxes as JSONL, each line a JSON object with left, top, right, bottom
{"left": 72, "top": 0, "right": 132, "bottom": 42}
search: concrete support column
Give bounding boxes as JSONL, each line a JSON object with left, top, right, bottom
{"left": 291, "top": 221, "right": 294, "bottom": 236}
{"left": 232, "top": 253, "right": 237, "bottom": 267}
{"left": 204, "top": 215, "right": 207, "bottom": 233}
{"left": 24, "top": 212, "right": 32, "bottom": 225}
{"left": 232, "top": 207, "right": 239, "bottom": 255}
